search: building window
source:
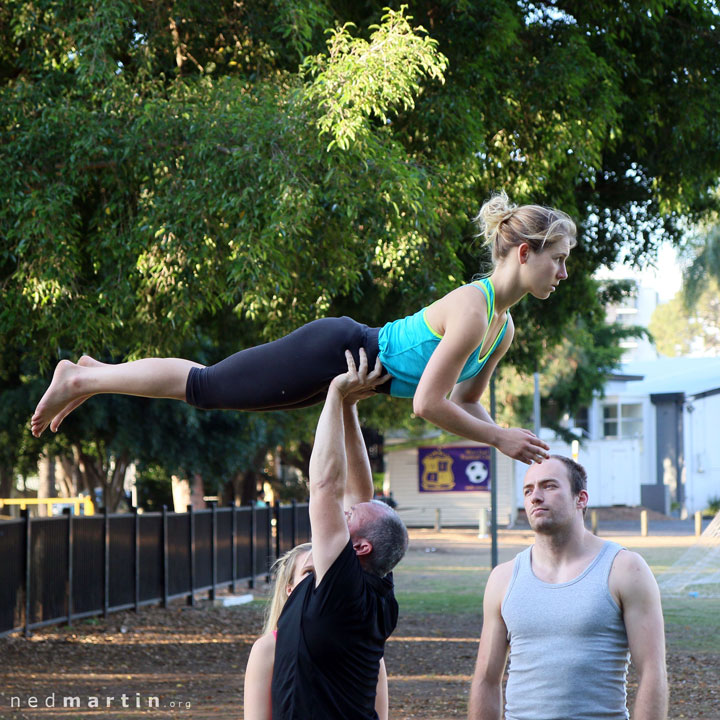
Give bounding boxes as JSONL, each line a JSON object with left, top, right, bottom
{"left": 573, "top": 406, "right": 590, "bottom": 437}
{"left": 602, "top": 402, "right": 643, "bottom": 439}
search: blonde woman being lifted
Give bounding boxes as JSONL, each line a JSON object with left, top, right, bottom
{"left": 32, "top": 192, "right": 576, "bottom": 464}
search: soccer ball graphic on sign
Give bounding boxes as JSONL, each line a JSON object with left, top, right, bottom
{"left": 466, "top": 461, "right": 488, "bottom": 485}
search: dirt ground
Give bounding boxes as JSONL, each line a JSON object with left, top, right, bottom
{"left": 1, "top": 528, "right": 718, "bottom": 720}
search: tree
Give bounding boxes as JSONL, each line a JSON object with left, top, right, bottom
{"left": 649, "top": 278, "right": 720, "bottom": 357}
{"left": 681, "top": 217, "right": 720, "bottom": 305}
{"left": 2, "top": 1, "right": 719, "bottom": 501}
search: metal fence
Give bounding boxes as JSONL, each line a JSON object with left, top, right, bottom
{"left": 0, "top": 501, "right": 310, "bottom": 638}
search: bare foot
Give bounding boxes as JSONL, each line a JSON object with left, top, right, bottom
{"left": 31, "top": 360, "right": 87, "bottom": 437}
{"left": 48, "top": 355, "right": 105, "bottom": 433}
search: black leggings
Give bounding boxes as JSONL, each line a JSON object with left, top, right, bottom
{"left": 185, "top": 317, "right": 390, "bottom": 411}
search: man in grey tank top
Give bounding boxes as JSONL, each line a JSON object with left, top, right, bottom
{"left": 468, "top": 455, "right": 668, "bottom": 720}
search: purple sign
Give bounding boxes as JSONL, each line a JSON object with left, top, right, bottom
{"left": 418, "top": 446, "right": 491, "bottom": 492}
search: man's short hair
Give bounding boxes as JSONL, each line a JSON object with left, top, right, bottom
{"left": 550, "top": 455, "right": 587, "bottom": 514}
{"left": 359, "top": 500, "right": 409, "bottom": 577}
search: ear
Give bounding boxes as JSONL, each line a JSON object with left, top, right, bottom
{"left": 285, "top": 583, "right": 294, "bottom": 597}
{"left": 576, "top": 489, "right": 589, "bottom": 513}
{"left": 352, "top": 537, "right": 373, "bottom": 558}
{"left": 517, "top": 242, "right": 531, "bottom": 264}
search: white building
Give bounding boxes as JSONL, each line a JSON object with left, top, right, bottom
{"left": 604, "top": 279, "right": 660, "bottom": 362}
{"left": 523, "top": 357, "right": 720, "bottom": 517}
{"left": 385, "top": 358, "right": 720, "bottom": 527}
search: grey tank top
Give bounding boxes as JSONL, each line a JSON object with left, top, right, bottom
{"left": 501, "top": 541, "right": 630, "bottom": 720}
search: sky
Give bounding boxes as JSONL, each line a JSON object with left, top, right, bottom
{"left": 595, "top": 241, "right": 683, "bottom": 304}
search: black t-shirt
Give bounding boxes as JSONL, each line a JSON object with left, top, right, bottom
{"left": 271, "top": 540, "right": 398, "bottom": 719}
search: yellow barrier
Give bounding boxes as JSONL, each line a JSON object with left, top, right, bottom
{"left": 0, "top": 497, "right": 95, "bottom": 516}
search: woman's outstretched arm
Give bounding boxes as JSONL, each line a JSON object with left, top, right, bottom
{"left": 413, "top": 299, "right": 548, "bottom": 464}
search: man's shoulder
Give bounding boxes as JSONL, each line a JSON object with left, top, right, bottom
{"left": 491, "top": 557, "right": 517, "bottom": 581}
{"left": 608, "top": 547, "right": 659, "bottom": 606}
{"left": 609, "top": 547, "right": 652, "bottom": 581}
{"left": 484, "top": 557, "right": 517, "bottom": 606}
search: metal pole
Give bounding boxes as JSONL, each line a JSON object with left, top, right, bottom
{"left": 249, "top": 503, "right": 256, "bottom": 590}
{"left": 291, "top": 499, "right": 297, "bottom": 548}
{"left": 210, "top": 502, "right": 217, "bottom": 601}
{"left": 273, "top": 501, "right": 281, "bottom": 562}
{"left": 162, "top": 506, "right": 169, "bottom": 608}
{"left": 103, "top": 505, "right": 110, "bottom": 618}
{"left": 231, "top": 503, "right": 238, "bottom": 594}
{"left": 23, "top": 508, "right": 32, "bottom": 637}
{"left": 65, "top": 507, "right": 74, "bottom": 627}
{"left": 490, "top": 377, "right": 498, "bottom": 569}
{"left": 134, "top": 506, "right": 140, "bottom": 613}
{"left": 533, "top": 371, "right": 541, "bottom": 438}
{"left": 187, "top": 505, "right": 195, "bottom": 607}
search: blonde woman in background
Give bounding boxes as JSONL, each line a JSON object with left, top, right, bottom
{"left": 32, "top": 193, "right": 575, "bottom": 465}
{"left": 243, "top": 543, "right": 389, "bottom": 720}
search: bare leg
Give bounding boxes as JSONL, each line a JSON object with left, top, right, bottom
{"left": 31, "top": 356, "right": 203, "bottom": 437}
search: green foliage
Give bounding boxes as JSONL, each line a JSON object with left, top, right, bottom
{"left": 681, "top": 216, "right": 720, "bottom": 309}
{"left": 649, "top": 277, "right": 720, "bottom": 357}
{"left": 302, "top": 7, "right": 448, "bottom": 150}
{"left": 135, "top": 464, "right": 174, "bottom": 512}
{"left": 2, "top": 0, "right": 720, "bottom": 498}
{"left": 0, "top": 3, "right": 450, "bottom": 361}
{"left": 706, "top": 496, "right": 720, "bottom": 515}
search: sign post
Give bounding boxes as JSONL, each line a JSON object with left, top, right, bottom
{"left": 490, "top": 377, "right": 498, "bottom": 568}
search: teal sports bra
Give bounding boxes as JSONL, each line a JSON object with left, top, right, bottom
{"left": 377, "top": 278, "right": 510, "bottom": 398}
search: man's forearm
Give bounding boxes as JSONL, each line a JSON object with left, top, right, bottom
{"left": 342, "top": 401, "right": 373, "bottom": 505}
{"left": 309, "top": 385, "right": 346, "bottom": 498}
{"left": 633, "top": 669, "right": 668, "bottom": 720}
{"left": 467, "top": 678, "right": 502, "bottom": 720}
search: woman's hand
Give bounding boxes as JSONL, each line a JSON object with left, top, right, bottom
{"left": 495, "top": 427, "right": 550, "bottom": 465}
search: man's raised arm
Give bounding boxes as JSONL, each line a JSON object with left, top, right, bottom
{"left": 309, "top": 350, "right": 389, "bottom": 584}
{"left": 342, "top": 353, "right": 390, "bottom": 509}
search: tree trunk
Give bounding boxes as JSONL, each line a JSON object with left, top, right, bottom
{"left": 104, "top": 451, "right": 129, "bottom": 512}
{"left": 171, "top": 474, "right": 191, "bottom": 512}
{"left": 37, "top": 451, "right": 56, "bottom": 517}
{"left": 55, "top": 454, "right": 78, "bottom": 497}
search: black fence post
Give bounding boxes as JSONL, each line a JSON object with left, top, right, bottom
{"left": 64, "top": 507, "right": 74, "bottom": 627}
{"left": 230, "top": 503, "right": 238, "bottom": 594}
{"left": 273, "top": 501, "right": 281, "bottom": 564}
{"left": 103, "top": 505, "right": 110, "bottom": 619}
{"left": 249, "top": 503, "right": 256, "bottom": 590}
{"left": 210, "top": 502, "right": 217, "bottom": 601}
{"left": 134, "top": 506, "right": 140, "bottom": 613}
{"left": 162, "top": 506, "right": 169, "bottom": 609}
{"left": 23, "top": 508, "right": 31, "bottom": 638}
{"left": 291, "top": 499, "right": 297, "bottom": 548}
{"left": 265, "top": 505, "right": 272, "bottom": 582}
{"left": 187, "top": 505, "right": 195, "bottom": 607}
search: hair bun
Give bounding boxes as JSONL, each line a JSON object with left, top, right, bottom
{"left": 476, "top": 191, "right": 517, "bottom": 244}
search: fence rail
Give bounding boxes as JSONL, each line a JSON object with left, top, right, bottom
{"left": 0, "top": 501, "right": 310, "bottom": 638}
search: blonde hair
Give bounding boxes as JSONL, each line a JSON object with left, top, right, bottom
{"left": 262, "top": 542, "right": 312, "bottom": 634}
{"left": 475, "top": 191, "right": 577, "bottom": 265}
